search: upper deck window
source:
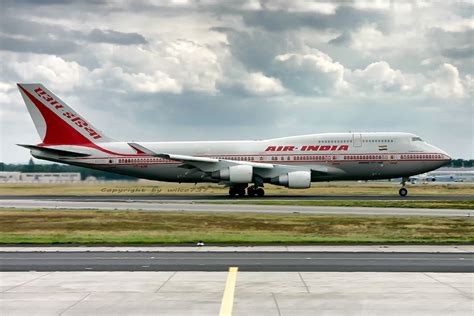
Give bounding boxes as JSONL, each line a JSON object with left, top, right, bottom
{"left": 411, "top": 137, "right": 423, "bottom": 141}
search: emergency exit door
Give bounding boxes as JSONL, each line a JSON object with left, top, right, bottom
{"left": 353, "top": 133, "right": 362, "bottom": 147}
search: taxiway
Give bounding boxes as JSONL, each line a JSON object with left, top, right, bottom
{"left": 1, "top": 198, "right": 471, "bottom": 217}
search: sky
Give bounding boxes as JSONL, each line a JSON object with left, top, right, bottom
{"left": 0, "top": 0, "right": 473, "bottom": 163}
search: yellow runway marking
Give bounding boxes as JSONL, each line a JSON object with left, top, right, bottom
{"left": 219, "top": 267, "right": 238, "bottom": 316}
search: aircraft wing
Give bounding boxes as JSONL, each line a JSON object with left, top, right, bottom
{"left": 129, "top": 142, "right": 274, "bottom": 171}
{"left": 128, "top": 142, "right": 330, "bottom": 176}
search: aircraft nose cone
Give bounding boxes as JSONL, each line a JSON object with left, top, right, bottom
{"left": 438, "top": 150, "right": 452, "bottom": 165}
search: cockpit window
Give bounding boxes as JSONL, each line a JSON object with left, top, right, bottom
{"left": 411, "top": 137, "right": 423, "bottom": 141}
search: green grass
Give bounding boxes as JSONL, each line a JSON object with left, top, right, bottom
{"left": 216, "top": 200, "right": 474, "bottom": 209}
{"left": 0, "top": 208, "right": 473, "bottom": 244}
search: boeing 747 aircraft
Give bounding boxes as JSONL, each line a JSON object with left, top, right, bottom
{"left": 17, "top": 84, "right": 452, "bottom": 197}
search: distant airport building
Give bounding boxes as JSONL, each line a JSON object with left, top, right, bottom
{"left": 419, "top": 168, "right": 474, "bottom": 183}
{"left": 0, "top": 172, "right": 81, "bottom": 183}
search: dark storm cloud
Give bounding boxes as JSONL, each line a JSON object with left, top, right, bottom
{"left": 86, "top": 29, "right": 148, "bottom": 45}
{"left": 213, "top": 28, "right": 298, "bottom": 72}
{"left": 241, "top": 6, "right": 390, "bottom": 33}
{"left": 0, "top": 16, "right": 148, "bottom": 55}
{"left": 441, "top": 46, "right": 474, "bottom": 60}
{"left": 0, "top": 35, "right": 79, "bottom": 55}
{"left": 451, "top": 2, "right": 474, "bottom": 18}
{"left": 1, "top": 0, "right": 107, "bottom": 6}
{"left": 328, "top": 31, "right": 352, "bottom": 46}
{"left": 427, "top": 28, "right": 474, "bottom": 60}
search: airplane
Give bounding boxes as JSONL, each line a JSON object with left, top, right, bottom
{"left": 16, "top": 83, "right": 452, "bottom": 197}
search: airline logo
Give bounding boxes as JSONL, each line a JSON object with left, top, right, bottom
{"left": 265, "top": 145, "right": 349, "bottom": 152}
{"left": 33, "top": 87, "right": 102, "bottom": 140}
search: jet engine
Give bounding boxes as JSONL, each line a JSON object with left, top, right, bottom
{"left": 212, "top": 165, "right": 253, "bottom": 183}
{"left": 272, "top": 171, "right": 311, "bottom": 189}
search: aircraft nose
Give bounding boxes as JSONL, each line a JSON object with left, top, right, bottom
{"left": 435, "top": 147, "right": 452, "bottom": 164}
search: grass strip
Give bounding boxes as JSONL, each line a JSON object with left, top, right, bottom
{"left": 210, "top": 200, "right": 474, "bottom": 209}
{"left": 0, "top": 208, "right": 473, "bottom": 244}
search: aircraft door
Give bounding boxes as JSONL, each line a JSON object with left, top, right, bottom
{"left": 353, "top": 133, "right": 362, "bottom": 147}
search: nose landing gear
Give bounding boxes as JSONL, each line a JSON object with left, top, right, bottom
{"left": 399, "top": 177, "right": 409, "bottom": 197}
{"left": 399, "top": 187, "right": 408, "bottom": 197}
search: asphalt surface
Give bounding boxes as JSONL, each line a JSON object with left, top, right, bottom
{"left": 1, "top": 199, "right": 471, "bottom": 216}
{"left": 1, "top": 194, "right": 473, "bottom": 201}
{"left": 1, "top": 251, "right": 472, "bottom": 272}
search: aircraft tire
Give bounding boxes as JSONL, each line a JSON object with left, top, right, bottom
{"left": 399, "top": 188, "right": 408, "bottom": 197}
{"left": 256, "top": 188, "right": 265, "bottom": 197}
{"left": 247, "top": 187, "right": 256, "bottom": 196}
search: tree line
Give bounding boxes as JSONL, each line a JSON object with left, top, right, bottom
{"left": 0, "top": 159, "right": 137, "bottom": 181}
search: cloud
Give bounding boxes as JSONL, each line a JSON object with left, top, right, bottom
{"left": 86, "top": 29, "right": 148, "bottom": 45}
{"left": 441, "top": 45, "right": 474, "bottom": 60}
{"left": 219, "top": 71, "right": 286, "bottom": 97}
{"left": 92, "top": 66, "right": 182, "bottom": 93}
{"left": 350, "top": 61, "right": 416, "bottom": 94}
{"left": 423, "top": 63, "right": 466, "bottom": 98}
{"left": 4, "top": 54, "right": 91, "bottom": 92}
{"left": 425, "top": 28, "right": 474, "bottom": 70}
{"left": 242, "top": 6, "right": 390, "bottom": 32}
{"left": 0, "top": 1, "right": 473, "bottom": 163}
{"left": 0, "top": 35, "right": 80, "bottom": 55}
{"left": 0, "top": 16, "right": 148, "bottom": 56}
{"left": 328, "top": 31, "right": 352, "bottom": 46}
{"left": 244, "top": 72, "right": 286, "bottom": 96}
{"left": 274, "top": 49, "right": 348, "bottom": 95}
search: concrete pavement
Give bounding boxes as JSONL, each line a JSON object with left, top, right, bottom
{"left": 1, "top": 199, "right": 472, "bottom": 216}
{"left": 1, "top": 271, "right": 472, "bottom": 315}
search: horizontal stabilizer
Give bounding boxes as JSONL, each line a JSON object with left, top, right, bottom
{"left": 17, "top": 144, "right": 91, "bottom": 157}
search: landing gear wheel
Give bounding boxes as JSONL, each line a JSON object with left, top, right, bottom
{"left": 237, "top": 188, "right": 246, "bottom": 197}
{"left": 399, "top": 188, "right": 408, "bottom": 197}
{"left": 247, "top": 187, "right": 256, "bottom": 197}
{"left": 256, "top": 188, "right": 265, "bottom": 197}
{"left": 229, "top": 188, "right": 237, "bottom": 197}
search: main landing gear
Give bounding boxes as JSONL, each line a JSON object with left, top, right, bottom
{"left": 247, "top": 185, "right": 265, "bottom": 197}
{"left": 228, "top": 184, "right": 264, "bottom": 197}
{"left": 399, "top": 177, "right": 409, "bottom": 197}
{"left": 228, "top": 185, "right": 246, "bottom": 197}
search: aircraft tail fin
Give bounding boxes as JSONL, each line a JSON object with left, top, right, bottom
{"left": 17, "top": 83, "right": 113, "bottom": 146}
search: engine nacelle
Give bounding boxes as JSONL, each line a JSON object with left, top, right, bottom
{"left": 273, "top": 171, "right": 311, "bottom": 189}
{"left": 213, "top": 165, "right": 253, "bottom": 183}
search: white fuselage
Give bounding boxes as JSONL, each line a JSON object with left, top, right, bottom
{"left": 32, "top": 132, "right": 451, "bottom": 184}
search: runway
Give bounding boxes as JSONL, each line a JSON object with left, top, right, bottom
{"left": 1, "top": 198, "right": 472, "bottom": 216}
{"left": 1, "top": 194, "right": 473, "bottom": 201}
{"left": 1, "top": 251, "right": 472, "bottom": 272}
{"left": 3, "top": 271, "right": 472, "bottom": 315}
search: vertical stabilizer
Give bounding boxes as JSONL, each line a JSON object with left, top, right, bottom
{"left": 17, "top": 83, "right": 113, "bottom": 145}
